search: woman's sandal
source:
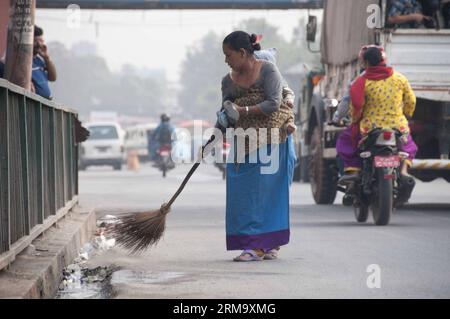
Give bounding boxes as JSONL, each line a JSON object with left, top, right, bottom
{"left": 233, "top": 250, "right": 264, "bottom": 262}
{"left": 263, "top": 248, "right": 279, "bottom": 260}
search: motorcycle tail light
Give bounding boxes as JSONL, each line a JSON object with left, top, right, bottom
{"left": 360, "top": 151, "right": 371, "bottom": 158}
{"left": 160, "top": 145, "right": 171, "bottom": 152}
{"left": 383, "top": 131, "right": 392, "bottom": 140}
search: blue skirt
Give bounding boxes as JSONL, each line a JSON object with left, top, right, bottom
{"left": 225, "top": 136, "right": 296, "bottom": 250}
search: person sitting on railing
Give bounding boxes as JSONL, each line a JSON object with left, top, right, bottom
{"left": 419, "top": 0, "right": 441, "bottom": 28}
{"left": 387, "top": 0, "right": 435, "bottom": 28}
{"left": 420, "top": 0, "right": 450, "bottom": 29}
{"left": 32, "top": 25, "right": 57, "bottom": 100}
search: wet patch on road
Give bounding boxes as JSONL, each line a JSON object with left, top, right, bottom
{"left": 55, "top": 265, "right": 119, "bottom": 299}
{"left": 55, "top": 215, "right": 119, "bottom": 299}
{"left": 111, "top": 269, "right": 185, "bottom": 285}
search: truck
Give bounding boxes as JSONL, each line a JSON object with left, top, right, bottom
{"left": 295, "top": 0, "right": 450, "bottom": 204}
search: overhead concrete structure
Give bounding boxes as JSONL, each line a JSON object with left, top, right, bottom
{"left": 0, "top": 0, "right": 325, "bottom": 53}
{"left": 37, "top": 0, "right": 323, "bottom": 9}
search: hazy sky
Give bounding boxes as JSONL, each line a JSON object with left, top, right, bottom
{"left": 36, "top": 9, "right": 321, "bottom": 82}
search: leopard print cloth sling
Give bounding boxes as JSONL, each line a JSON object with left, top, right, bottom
{"left": 231, "top": 87, "right": 294, "bottom": 157}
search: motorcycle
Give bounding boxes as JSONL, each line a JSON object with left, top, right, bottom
{"left": 157, "top": 143, "right": 175, "bottom": 178}
{"left": 338, "top": 128, "right": 416, "bottom": 225}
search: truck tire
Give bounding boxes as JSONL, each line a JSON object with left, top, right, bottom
{"left": 309, "top": 126, "right": 337, "bottom": 204}
{"left": 293, "top": 145, "right": 309, "bottom": 182}
{"left": 371, "top": 168, "right": 393, "bottom": 226}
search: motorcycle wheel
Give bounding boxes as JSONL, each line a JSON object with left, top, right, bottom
{"left": 371, "top": 167, "right": 393, "bottom": 226}
{"left": 354, "top": 203, "right": 369, "bottom": 223}
{"left": 162, "top": 161, "right": 167, "bottom": 177}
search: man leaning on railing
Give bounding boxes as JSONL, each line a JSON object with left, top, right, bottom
{"left": 31, "top": 25, "right": 57, "bottom": 100}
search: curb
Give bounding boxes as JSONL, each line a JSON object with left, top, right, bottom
{"left": 0, "top": 206, "right": 96, "bottom": 299}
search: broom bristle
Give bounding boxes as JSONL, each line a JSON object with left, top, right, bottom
{"left": 105, "top": 158, "right": 204, "bottom": 254}
{"left": 106, "top": 204, "right": 171, "bottom": 254}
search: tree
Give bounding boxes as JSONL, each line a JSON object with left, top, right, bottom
{"left": 178, "top": 17, "right": 322, "bottom": 122}
{"left": 47, "top": 41, "right": 169, "bottom": 119}
{"left": 178, "top": 31, "right": 228, "bottom": 122}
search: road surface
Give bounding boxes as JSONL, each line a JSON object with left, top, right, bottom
{"left": 77, "top": 162, "right": 450, "bottom": 298}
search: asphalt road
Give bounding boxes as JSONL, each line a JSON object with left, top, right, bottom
{"left": 78, "top": 162, "right": 450, "bottom": 298}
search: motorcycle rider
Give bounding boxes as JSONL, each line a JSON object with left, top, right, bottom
{"left": 152, "top": 113, "right": 176, "bottom": 168}
{"left": 337, "top": 46, "right": 418, "bottom": 183}
{"left": 332, "top": 45, "right": 370, "bottom": 179}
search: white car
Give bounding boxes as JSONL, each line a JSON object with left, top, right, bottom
{"left": 124, "top": 123, "right": 158, "bottom": 162}
{"left": 80, "top": 122, "right": 126, "bottom": 170}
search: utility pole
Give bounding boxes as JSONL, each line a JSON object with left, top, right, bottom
{"left": 4, "top": 0, "right": 35, "bottom": 90}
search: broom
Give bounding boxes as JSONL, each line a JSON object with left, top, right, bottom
{"left": 106, "top": 136, "right": 218, "bottom": 254}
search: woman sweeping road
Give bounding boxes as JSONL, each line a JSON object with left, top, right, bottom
{"left": 220, "top": 31, "right": 296, "bottom": 261}
{"left": 108, "top": 31, "right": 296, "bottom": 255}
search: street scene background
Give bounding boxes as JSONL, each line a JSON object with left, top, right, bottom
{"left": 1, "top": 1, "right": 450, "bottom": 301}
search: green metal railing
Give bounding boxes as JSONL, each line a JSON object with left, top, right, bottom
{"left": 0, "top": 79, "right": 79, "bottom": 270}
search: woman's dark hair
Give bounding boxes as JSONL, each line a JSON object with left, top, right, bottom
{"left": 363, "top": 47, "right": 383, "bottom": 66}
{"left": 223, "top": 31, "right": 261, "bottom": 54}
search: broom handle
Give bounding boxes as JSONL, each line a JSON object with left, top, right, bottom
{"left": 166, "top": 135, "right": 217, "bottom": 207}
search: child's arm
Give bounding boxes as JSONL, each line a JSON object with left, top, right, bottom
{"left": 281, "top": 77, "right": 295, "bottom": 108}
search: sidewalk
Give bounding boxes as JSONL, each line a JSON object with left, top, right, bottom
{"left": 0, "top": 207, "right": 96, "bottom": 299}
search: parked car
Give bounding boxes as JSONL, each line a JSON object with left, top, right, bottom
{"left": 80, "top": 122, "right": 126, "bottom": 170}
{"left": 124, "top": 123, "right": 158, "bottom": 162}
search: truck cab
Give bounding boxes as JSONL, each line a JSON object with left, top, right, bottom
{"left": 298, "top": 0, "right": 450, "bottom": 204}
